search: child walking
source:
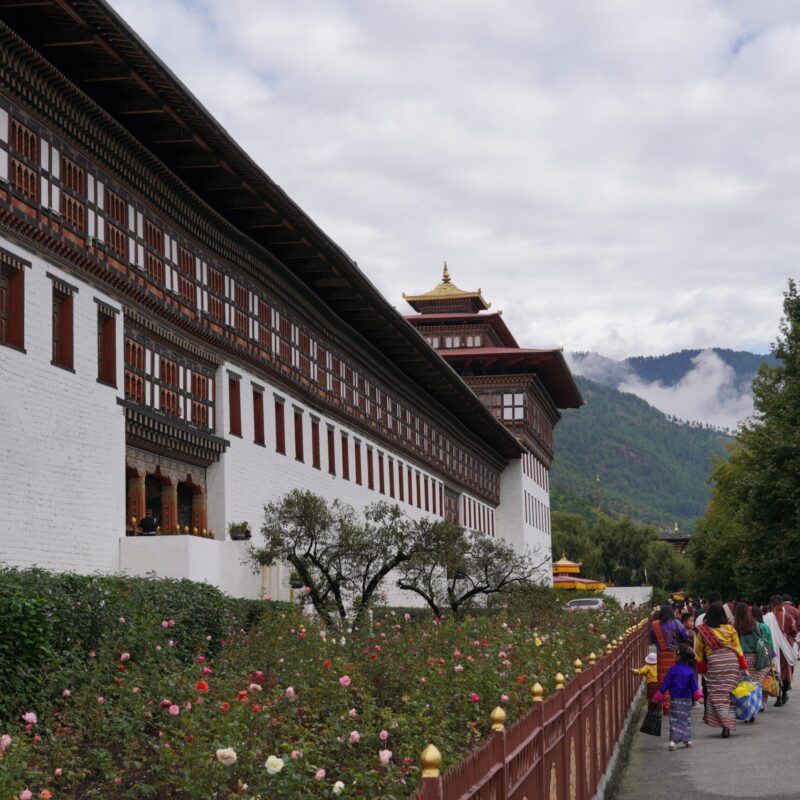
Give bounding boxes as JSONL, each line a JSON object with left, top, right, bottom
{"left": 653, "top": 644, "right": 703, "bottom": 751}
{"left": 632, "top": 652, "right": 659, "bottom": 701}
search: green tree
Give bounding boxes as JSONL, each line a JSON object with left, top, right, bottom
{"left": 551, "top": 511, "right": 603, "bottom": 578}
{"left": 644, "top": 540, "right": 692, "bottom": 591}
{"left": 692, "top": 281, "right": 800, "bottom": 599}
{"left": 592, "top": 515, "right": 657, "bottom": 584}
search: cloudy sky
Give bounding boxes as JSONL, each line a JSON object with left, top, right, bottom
{"left": 108, "top": 0, "right": 800, "bottom": 358}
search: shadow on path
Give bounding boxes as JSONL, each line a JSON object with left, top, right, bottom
{"left": 614, "top": 684, "right": 799, "bottom": 800}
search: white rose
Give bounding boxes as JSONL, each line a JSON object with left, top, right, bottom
{"left": 216, "top": 747, "right": 237, "bottom": 766}
{"left": 333, "top": 780, "right": 346, "bottom": 794}
{"left": 265, "top": 754, "right": 285, "bottom": 774}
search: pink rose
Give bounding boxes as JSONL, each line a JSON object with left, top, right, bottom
{"left": 404, "top": 613, "right": 411, "bottom": 621}
{"left": 339, "top": 675, "right": 351, "bottom": 687}
{"left": 469, "top": 693, "right": 480, "bottom": 703}
{"left": 19, "top": 790, "right": 33, "bottom": 800}
{"left": 315, "top": 768, "right": 326, "bottom": 780}
{"left": 501, "top": 694, "right": 510, "bottom": 703}
{"left": 379, "top": 729, "right": 389, "bottom": 741}
{"left": 97, "top": 697, "right": 105, "bottom": 705}
{"left": 290, "top": 750, "right": 302, "bottom": 759}
{"left": 169, "top": 619, "right": 175, "bottom": 627}
{"left": 21, "top": 712, "right": 37, "bottom": 725}
{"left": 162, "top": 620, "right": 169, "bottom": 628}
{"left": 0, "top": 734, "right": 11, "bottom": 752}
{"left": 168, "top": 705, "right": 179, "bottom": 716}
{"left": 379, "top": 749, "right": 393, "bottom": 764}
{"left": 155, "top": 645, "right": 162, "bottom": 652}
{"left": 454, "top": 664, "right": 464, "bottom": 673}
{"left": 132, "top": 687, "right": 141, "bottom": 694}
{"left": 88, "top": 651, "right": 96, "bottom": 658}
{"left": 349, "top": 730, "right": 360, "bottom": 743}
{"left": 285, "top": 686, "right": 296, "bottom": 700}
{"left": 348, "top": 708, "right": 358, "bottom": 718}
{"left": 118, "top": 617, "right": 125, "bottom": 624}
{"left": 184, "top": 701, "right": 192, "bottom": 711}
{"left": 304, "top": 586, "right": 312, "bottom": 594}
{"left": 168, "top": 640, "right": 175, "bottom": 647}
{"left": 54, "top": 768, "right": 63, "bottom": 776}
{"left": 62, "top": 689, "right": 71, "bottom": 698}
{"left": 120, "top": 652, "right": 130, "bottom": 662}
{"left": 196, "top": 656, "right": 206, "bottom": 664}
{"left": 201, "top": 666, "right": 212, "bottom": 675}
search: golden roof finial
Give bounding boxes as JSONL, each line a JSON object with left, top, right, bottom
{"left": 442, "top": 261, "right": 451, "bottom": 284}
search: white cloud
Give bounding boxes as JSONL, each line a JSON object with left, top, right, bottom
{"left": 618, "top": 350, "right": 754, "bottom": 430}
{"left": 107, "top": 0, "right": 800, "bottom": 357}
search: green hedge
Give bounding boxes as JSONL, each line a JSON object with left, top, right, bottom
{"left": 0, "top": 568, "right": 286, "bottom": 721}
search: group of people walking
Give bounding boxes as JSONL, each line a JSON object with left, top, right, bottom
{"left": 639, "top": 592, "right": 798, "bottom": 750}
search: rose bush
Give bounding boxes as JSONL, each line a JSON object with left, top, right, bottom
{"left": 0, "top": 570, "right": 643, "bottom": 799}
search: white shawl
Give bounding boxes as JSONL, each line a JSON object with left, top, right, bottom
{"left": 764, "top": 610, "right": 797, "bottom": 673}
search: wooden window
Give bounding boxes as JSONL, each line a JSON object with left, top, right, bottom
{"left": 10, "top": 119, "right": 38, "bottom": 203}
{"left": 61, "top": 157, "right": 86, "bottom": 230}
{"left": 177, "top": 246, "right": 196, "bottom": 305}
{"left": 388, "top": 458, "right": 395, "bottom": 498}
{"left": 439, "top": 484, "right": 444, "bottom": 517}
{"left": 159, "top": 386, "right": 179, "bottom": 417}
{"left": 294, "top": 409, "right": 304, "bottom": 462}
{"left": 234, "top": 284, "right": 249, "bottom": 337}
{"left": 367, "top": 447, "right": 374, "bottom": 490}
{"left": 105, "top": 189, "right": 128, "bottom": 261}
{"left": 144, "top": 220, "right": 164, "bottom": 284}
{"left": 407, "top": 465, "right": 413, "bottom": 505}
{"left": 207, "top": 267, "right": 225, "bottom": 322}
{"left": 424, "top": 476, "right": 429, "bottom": 511}
{"left": 279, "top": 316, "right": 291, "bottom": 361}
{"left": 274, "top": 398, "right": 286, "bottom": 454}
{"left": 378, "top": 452, "right": 385, "bottom": 494}
{"left": 253, "top": 389, "right": 265, "bottom": 446}
{"left": 191, "top": 373, "right": 210, "bottom": 430}
{"left": 341, "top": 432, "right": 349, "bottom": 480}
{"left": 51, "top": 284, "right": 73, "bottom": 369}
{"left": 397, "top": 461, "right": 404, "bottom": 502}
{"left": 416, "top": 472, "right": 421, "bottom": 509}
{"left": 310, "top": 418, "right": 321, "bottom": 468}
{"left": 298, "top": 331, "right": 311, "bottom": 376}
{"left": 431, "top": 480, "right": 436, "bottom": 515}
{"left": 229, "top": 376, "right": 241, "bottom": 436}
{"left": 97, "top": 305, "right": 116, "bottom": 386}
{"left": 354, "top": 439, "right": 362, "bottom": 485}
{"left": 124, "top": 337, "right": 145, "bottom": 404}
{"left": 331, "top": 356, "right": 342, "bottom": 397}
{"left": 160, "top": 357, "right": 178, "bottom": 387}
{"left": 0, "top": 263, "right": 24, "bottom": 349}
{"left": 327, "top": 425, "right": 335, "bottom": 475}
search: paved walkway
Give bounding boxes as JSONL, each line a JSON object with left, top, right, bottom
{"left": 615, "top": 679, "right": 800, "bottom": 800}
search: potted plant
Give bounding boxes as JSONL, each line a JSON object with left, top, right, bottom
{"left": 288, "top": 569, "right": 305, "bottom": 589}
{"left": 228, "top": 521, "right": 252, "bottom": 541}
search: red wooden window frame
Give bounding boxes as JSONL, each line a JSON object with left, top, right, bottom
{"left": 397, "top": 461, "right": 404, "bottom": 502}
{"left": 274, "top": 398, "right": 286, "bottom": 454}
{"left": 311, "top": 418, "right": 321, "bottom": 469}
{"left": 229, "top": 377, "right": 242, "bottom": 437}
{"left": 416, "top": 472, "right": 421, "bottom": 509}
{"left": 177, "top": 246, "right": 196, "bottom": 305}
{"left": 388, "top": 458, "right": 395, "bottom": 498}
{"left": 0, "top": 264, "right": 24, "bottom": 349}
{"left": 366, "top": 447, "right": 374, "bottom": 490}
{"left": 61, "top": 156, "right": 86, "bottom": 231}
{"left": 424, "top": 476, "right": 430, "bottom": 512}
{"left": 253, "top": 389, "right": 265, "bottom": 446}
{"left": 97, "top": 306, "right": 116, "bottom": 386}
{"left": 144, "top": 219, "right": 165, "bottom": 285}
{"left": 341, "top": 432, "right": 349, "bottom": 480}
{"left": 354, "top": 440, "right": 362, "bottom": 485}
{"left": 105, "top": 189, "right": 128, "bottom": 262}
{"left": 378, "top": 452, "right": 385, "bottom": 494}
{"left": 294, "top": 409, "right": 304, "bottom": 462}
{"left": 10, "top": 119, "right": 38, "bottom": 204}
{"left": 407, "top": 465, "right": 413, "bottom": 505}
{"left": 207, "top": 267, "right": 225, "bottom": 322}
{"left": 51, "top": 285, "right": 73, "bottom": 370}
{"left": 327, "top": 426, "right": 336, "bottom": 475}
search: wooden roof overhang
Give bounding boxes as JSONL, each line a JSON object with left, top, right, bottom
{"left": 0, "top": 0, "right": 524, "bottom": 462}
{"left": 440, "top": 348, "right": 584, "bottom": 410}
{"left": 405, "top": 312, "right": 520, "bottom": 348}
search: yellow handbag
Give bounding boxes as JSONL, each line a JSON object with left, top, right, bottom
{"left": 762, "top": 672, "right": 781, "bottom": 698}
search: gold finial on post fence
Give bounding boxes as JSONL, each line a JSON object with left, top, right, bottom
{"left": 490, "top": 706, "right": 507, "bottom": 732}
{"left": 574, "top": 658, "right": 583, "bottom": 673}
{"left": 420, "top": 744, "right": 442, "bottom": 778}
{"left": 192, "top": 527, "right": 198, "bottom": 536}
{"left": 175, "top": 525, "right": 181, "bottom": 534}
{"left": 555, "top": 673, "right": 565, "bottom": 690}
{"left": 183, "top": 525, "right": 190, "bottom": 535}
{"left": 606, "top": 643, "right": 613, "bottom": 653}
{"left": 201, "top": 528, "right": 207, "bottom": 537}
{"left": 612, "top": 638, "right": 619, "bottom": 648}
{"left": 588, "top": 652, "right": 597, "bottom": 666}
{"left": 532, "top": 682, "right": 544, "bottom": 702}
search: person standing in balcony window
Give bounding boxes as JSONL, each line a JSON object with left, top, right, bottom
{"left": 137, "top": 509, "right": 158, "bottom": 536}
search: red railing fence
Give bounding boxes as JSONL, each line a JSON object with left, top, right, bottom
{"left": 416, "top": 619, "right": 649, "bottom": 800}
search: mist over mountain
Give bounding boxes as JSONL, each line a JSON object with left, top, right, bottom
{"left": 567, "top": 348, "right": 778, "bottom": 431}
{"left": 551, "top": 375, "right": 731, "bottom": 530}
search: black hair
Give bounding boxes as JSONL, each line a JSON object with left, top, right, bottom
{"left": 676, "top": 643, "right": 695, "bottom": 666}
{"left": 708, "top": 591, "right": 722, "bottom": 604}
{"left": 770, "top": 594, "right": 783, "bottom": 609}
{"left": 704, "top": 601, "right": 726, "bottom": 628}
{"left": 658, "top": 604, "right": 674, "bottom": 624}
{"left": 782, "top": 594, "right": 793, "bottom": 604}
{"left": 680, "top": 611, "right": 692, "bottom": 623}
{"left": 751, "top": 605, "right": 764, "bottom": 623}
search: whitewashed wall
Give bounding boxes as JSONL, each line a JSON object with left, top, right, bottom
{"left": 0, "top": 236, "right": 125, "bottom": 573}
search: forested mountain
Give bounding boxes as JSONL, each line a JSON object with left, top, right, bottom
{"left": 626, "top": 349, "right": 778, "bottom": 386}
{"left": 550, "top": 376, "right": 731, "bottom": 530}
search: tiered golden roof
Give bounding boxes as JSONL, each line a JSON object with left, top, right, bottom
{"left": 403, "top": 262, "right": 491, "bottom": 311}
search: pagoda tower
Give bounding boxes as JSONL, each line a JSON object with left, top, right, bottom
{"left": 405, "top": 264, "right": 582, "bottom": 561}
